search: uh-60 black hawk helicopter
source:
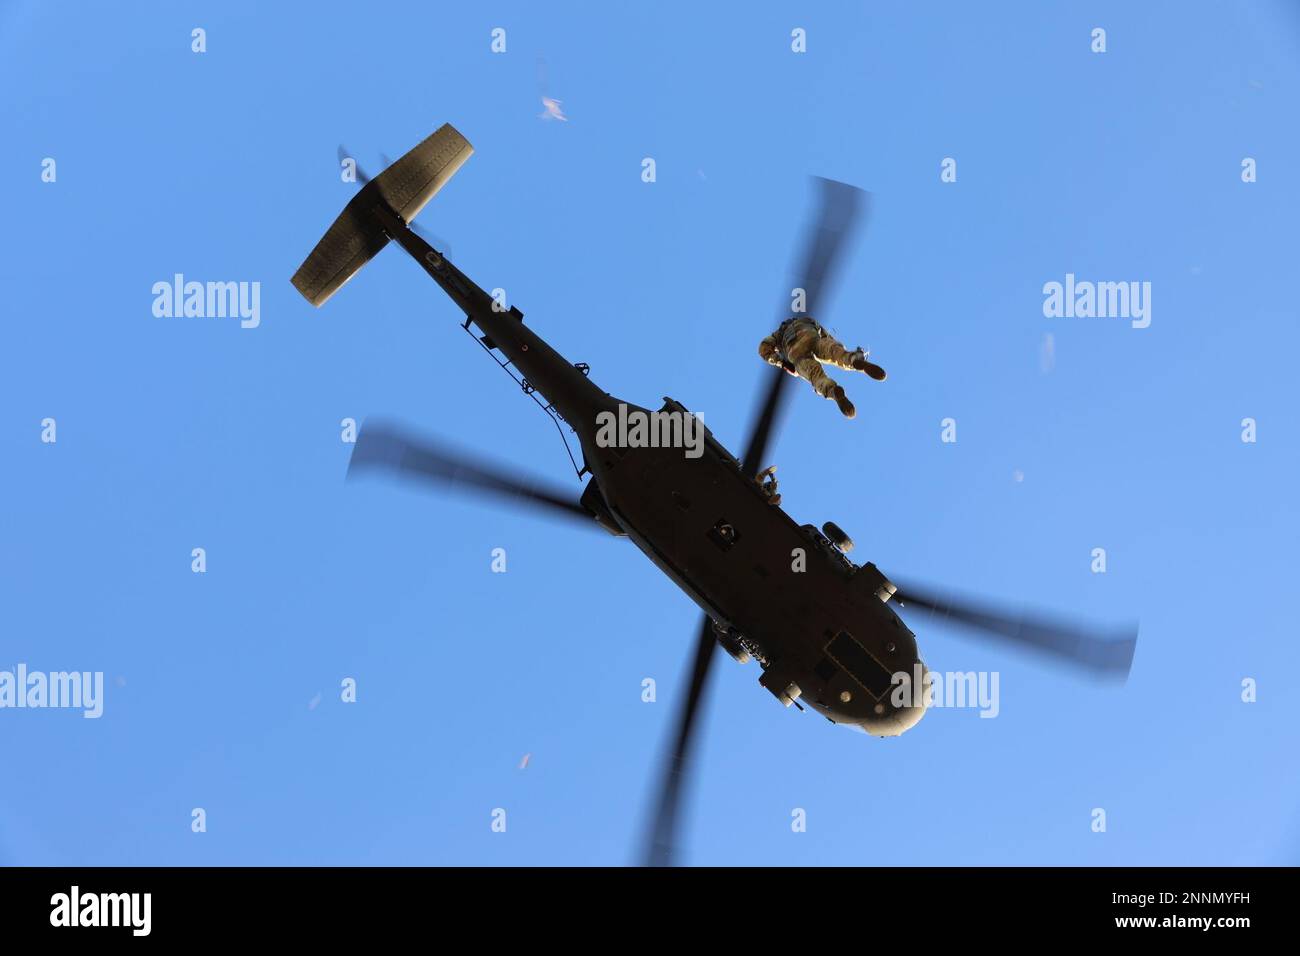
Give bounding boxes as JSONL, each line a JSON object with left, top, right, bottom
{"left": 292, "top": 123, "right": 1138, "bottom": 867}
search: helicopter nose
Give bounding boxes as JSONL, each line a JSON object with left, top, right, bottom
{"left": 858, "top": 661, "right": 929, "bottom": 737}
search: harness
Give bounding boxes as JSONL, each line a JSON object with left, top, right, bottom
{"left": 777, "top": 316, "right": 824, "bottom": 353}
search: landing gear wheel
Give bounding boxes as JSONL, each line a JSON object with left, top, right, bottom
{"left": 712, "top": 622, "right": 752, "bottom": 664}
{"left": 822, "top": 521, "right": 854, "bottom": 553}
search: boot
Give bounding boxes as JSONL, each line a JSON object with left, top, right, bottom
{"left": 831, "top": 385, "right": 856, "bottom": 419}
{"left": 850, "top": 350, "right": 887, "bottom": 381}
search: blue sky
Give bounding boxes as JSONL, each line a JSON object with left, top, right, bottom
{"left": 1, "top": 0, "right": 1297, "bottom": 865}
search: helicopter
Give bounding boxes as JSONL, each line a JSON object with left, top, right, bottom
{"left": 292, "top": 123, "right": 1138, "bottom": 867}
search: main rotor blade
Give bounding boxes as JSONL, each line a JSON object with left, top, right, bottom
{"left": 642, "top": 615, "right": 720, "bottom": 867}
{"left": 348, "top": 422, "right": 595, "bottom": 527}
{"left": 892, "top": 581, "right": 1138, "bottom": 679}
{"left": 738, "top": 370, "right": 790, "bottom": 479}
{"left": 738, "top": 178, "right": 867, "bottom": 477}
{"left": 798, "top": 177, "right": 867, "bottom": 320}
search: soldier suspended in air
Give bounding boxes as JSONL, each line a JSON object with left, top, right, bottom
{"left": 757, "top": 316, "right": 886, "bottom": 419}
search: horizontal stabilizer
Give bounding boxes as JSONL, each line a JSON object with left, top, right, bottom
{"left": 291, "top": 124, "right": 473, "bottom": 307}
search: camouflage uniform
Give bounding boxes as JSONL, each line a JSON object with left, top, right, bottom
{"left": 755, "top": 464, "right": 781, "bottom": 506}
{"left": 758, "top": 317, "right": 885, "bottom": 418}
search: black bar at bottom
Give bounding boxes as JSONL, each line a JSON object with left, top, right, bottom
{"left": 0, "top": 865, "right": 1282, "bottom": 941}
